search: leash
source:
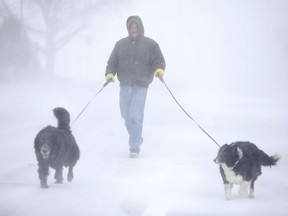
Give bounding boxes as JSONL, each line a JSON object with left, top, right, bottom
{"left": 72, "top": 79, "right": 112, "bottom": 124}
{"left": 159, "top": 77, "right": 221, "bottom": 148}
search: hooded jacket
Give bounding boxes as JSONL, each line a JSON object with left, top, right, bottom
{"left": 106, "top": 16, "right": 166, "bottom": 87}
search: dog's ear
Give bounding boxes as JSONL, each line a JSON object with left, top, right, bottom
{"left": 221, "top": 144, "right": 229, "bottom": 151}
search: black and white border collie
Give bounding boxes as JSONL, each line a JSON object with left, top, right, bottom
{"left": 214, "top": 141, "right": 280, "bottom": 200}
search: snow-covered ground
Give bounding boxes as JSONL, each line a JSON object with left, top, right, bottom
{"left": 0, "top": 79, "right": 287, "bottom": 216}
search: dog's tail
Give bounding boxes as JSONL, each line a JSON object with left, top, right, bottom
{"left": 260, "top": 151, "right": 281, "bottom": 167}
{"left": 53, "top": 107, "right": 70, "bottom": 130}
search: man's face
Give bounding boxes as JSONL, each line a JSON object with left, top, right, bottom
{"left": 129, "top": 23, "right": 138, "bottom": 39}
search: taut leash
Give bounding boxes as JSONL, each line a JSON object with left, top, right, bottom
{"left": 159, "top": 77, "right": 221, "bottom": 148}
{"left": 72, "top": 79, "right": 112, "bottom": 124}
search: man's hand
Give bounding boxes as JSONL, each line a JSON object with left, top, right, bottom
{"left": 154, "top": 69, "right": 164, "bottom": 82}
{"left": 105, "top": 73, "right": 115, "bottom": 82}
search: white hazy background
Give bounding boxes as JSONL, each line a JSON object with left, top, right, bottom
{"left": 1, "top": 0, "right": 288, "bottom": 215}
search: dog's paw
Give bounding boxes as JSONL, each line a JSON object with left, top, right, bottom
{"left": 55, "top": 180, "right": 63, "bottom": 184}
{"left": 40, "top": 184, "right": 49, "bottom": 189}
{"left": 225, "top": 195, "right": 231, "bottom": 200}
{"left": 67, "top": 173, "right": 74, "bottom": 182}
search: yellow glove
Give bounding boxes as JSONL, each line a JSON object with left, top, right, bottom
{"left": 105, "top": 73, "right": 115, "bottom": 82}
{"left": 154, "top": 69, "right": 164, "bottom": 81}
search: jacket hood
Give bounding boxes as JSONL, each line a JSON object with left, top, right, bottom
{"left": 126, "top": 16, "right": 144, "bottom": 38}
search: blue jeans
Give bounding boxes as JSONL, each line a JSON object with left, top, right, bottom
{"left": 120, "top": 86, "right": 148, "bottom": 153}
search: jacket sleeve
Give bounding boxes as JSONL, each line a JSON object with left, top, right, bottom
{"left": 150, "top": 42, "right": 166, "bottom": 72}
{"left": 105, "top": 42, "right": 119, "bottom": 76}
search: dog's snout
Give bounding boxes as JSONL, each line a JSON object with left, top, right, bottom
{"left": 40, "top": 144, "right": 50, "bottom": 158}
{"left": 214, "top": 158, "right": 219, "bottom": 164}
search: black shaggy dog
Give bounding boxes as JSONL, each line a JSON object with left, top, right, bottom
{"left": 34, "top": 107, "right": 80, "bottom": 188}
{"left": 214, "top": 141, "right": 280, "bottom": 200}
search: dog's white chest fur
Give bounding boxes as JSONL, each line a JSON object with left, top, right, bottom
{"left": 221, "top": 164, "right": 243, "bottom": 184}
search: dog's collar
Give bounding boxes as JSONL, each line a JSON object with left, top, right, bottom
{"left": 232, "top": 159, "right": 240, "bottom": 169}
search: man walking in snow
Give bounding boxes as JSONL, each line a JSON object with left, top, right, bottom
{"left": 105, "top": 15, "right": 166, "bottom": 158}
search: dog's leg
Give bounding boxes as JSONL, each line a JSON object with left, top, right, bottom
{"left": 54, "top": 165, "right": 64, "bottom": 184}
{"left": 249, "top": 180, "right": 255, "bottom": 198}
{"left": 239, "top": 181, "right": 250, "bottom": 196}
{"left": 67, "top": 166, "right": 74, "bottom": 182}
{"left": 224, "top": 183, "right": 233, "bottom": 200}
{"left": 38, "top": 161, "right": 49, "bottom": 188}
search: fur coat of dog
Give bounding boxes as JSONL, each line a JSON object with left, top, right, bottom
{"left": 34, "top": 107, "right": 80, "bottom": 188}
{"left": 214, "top": 141, "right": 280, "bottom": 199}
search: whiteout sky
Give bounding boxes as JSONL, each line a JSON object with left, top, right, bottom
{"left": 57, "top": 0, "right": 288, "bottom": 98}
